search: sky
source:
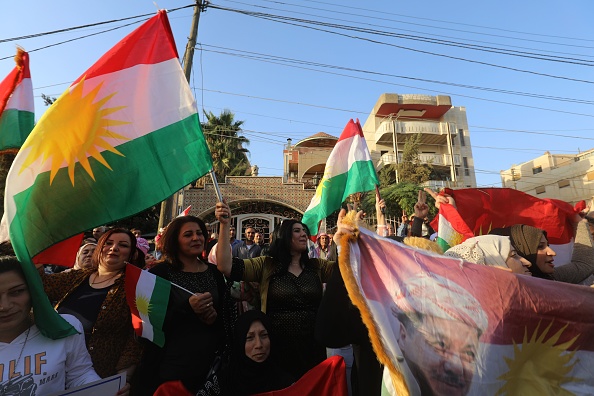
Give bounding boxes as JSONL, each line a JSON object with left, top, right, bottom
{"left": 2, "top": 0, "right": 594, "bottom": 189}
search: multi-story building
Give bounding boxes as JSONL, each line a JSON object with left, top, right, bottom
{"left": 500, "top": 149, "right": 594, "bottom": 205}
{"left": 362, "top": 93, "right": 477, "bottom": 189}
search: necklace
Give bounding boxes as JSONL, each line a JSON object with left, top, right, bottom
{"left": 90, "top": 270, "right": 122, "bottom": 285}
{"left": 15, "top": 326, "right": 31, "bottom": 371}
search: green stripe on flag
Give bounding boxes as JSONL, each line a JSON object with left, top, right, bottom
{"left": 302, "top": 160, "right": 378, "bottom": 234}
{"left": 11, "top": 113, "right": 211, "bottom": 256}
{"left": 149, "top": 276, "right": 171, "bottom": 347}
{"left": 0, "top": 109, "right": 34, "bottom": 151}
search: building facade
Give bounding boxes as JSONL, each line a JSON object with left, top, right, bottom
{"left": 500, "top": 149, "right": 594, "bottom": 206}
{"left": 362, "top": 93, "right": 477, "bottom": 189}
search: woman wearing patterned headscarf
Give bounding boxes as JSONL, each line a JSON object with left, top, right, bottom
{"left": 490, "top": 220, "right": 594, "bottom": 283}
{"left": 444, "top": 235, "right": 532, "bottom": 276}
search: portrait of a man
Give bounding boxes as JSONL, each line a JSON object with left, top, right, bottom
{"left": 392, "top": 273, "right": 488, "bottom": 396}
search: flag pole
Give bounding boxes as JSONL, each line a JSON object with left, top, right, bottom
{"left": 210, "top": 169, "right": 229, "bottom": 218}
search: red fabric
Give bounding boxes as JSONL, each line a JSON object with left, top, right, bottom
{"left": 434, "top": 188, "right": 583, "bottom": 244}
{"left": 153, "top": 380, "right": 193, "bottom": 396}
{"left": 254, "top": 356, "right": 348, "bottom": 396}
{"left": 72, "top": 10, "right": 178, "bottom": 84}
{"left": 0, "top": 49, "right": 28, "bottom": 115}
{"left": 32, "top": 233, "right": 83, "bottom": 267}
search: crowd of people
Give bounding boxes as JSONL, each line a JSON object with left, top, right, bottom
{"left": 1, "top": 186, "right": 594, "bottom": 395}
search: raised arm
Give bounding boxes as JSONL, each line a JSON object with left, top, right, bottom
{"left": 552, "top": 220, "right": 594, "bottom": 284}
{"left": 215, "top": 201, "right": 232, "bottom": 277}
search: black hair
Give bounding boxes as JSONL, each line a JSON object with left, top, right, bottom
{"left": 267, "top": 219, "right": 310, "bottom": 273}
{"left": 0, "top": 256, "right": 25, "bottom": 280}
{"left": 161, "top": 215, "right": 208, "bottom": 270}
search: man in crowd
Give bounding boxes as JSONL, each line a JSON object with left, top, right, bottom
{"left": 232, "top": 227, "right": 262, "bottom": 259}
{"left": 229, "top": 226, "right": 241, "bottom": 250}
{"left": 393, "top": 273, "right": 487, "bottom": 396}
{"left": 92, "top": 226, "right": 107, "bottom": 241}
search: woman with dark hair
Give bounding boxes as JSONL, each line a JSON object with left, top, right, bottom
{"left": 0, "top": 257, "right": 105, "bottom": 394}
{"left": 215, "top": 201, "right": 335, "bottom": 379}
{"left": 490, "top": 220, "right": 594, "bottom": 283}
{"left": 38, "top": 228, "right": 142, "bottom": 394}
{"left": 133, "top": 215, "right": 230, "bottom": 395}
{"left": 225, "top": 310, "right": 294, "bottom": 395}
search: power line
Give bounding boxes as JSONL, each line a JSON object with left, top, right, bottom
{"left": 199, "top": 44, "right": 594, "bottom": 105}
{"left": 293, "top": 0, "right": 594, "bottom": 44}
{"left": 208, "top": 4, "right": 594, "bottom": 85}
{"left": 225, "top": 0, "right": 594, "bottom": 58}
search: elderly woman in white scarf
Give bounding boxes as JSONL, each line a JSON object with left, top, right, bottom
{"left": 73, "top": 242, "right": 97, "bottom": 270}
{"left": 444, "top": 235, "right": 532, "bottom": 276}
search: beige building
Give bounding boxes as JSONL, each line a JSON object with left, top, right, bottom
{"left": 500, "top": 149, "right": 594, "bottom": 205}
{"left": 361, "top": 93, "right": 477, "bottom": 189}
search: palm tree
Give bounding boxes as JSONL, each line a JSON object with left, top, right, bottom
{"left": 201, "top": 109, "right": 250, "bottom": 182}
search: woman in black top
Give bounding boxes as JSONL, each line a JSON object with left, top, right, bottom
{"left": 133, "top": 215, "right": 229, "bottom": 395}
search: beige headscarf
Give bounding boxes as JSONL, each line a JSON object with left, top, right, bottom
{"left": 445, "top": 235, "right": 512, "bottom": 269}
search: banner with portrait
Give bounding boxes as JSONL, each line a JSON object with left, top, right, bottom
{"left": 338, "top": 226, "right": 594, "bottom": 396}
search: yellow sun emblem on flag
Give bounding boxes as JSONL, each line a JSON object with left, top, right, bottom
{"left": 20, "top": 77, "right": 130, "bottom": 186}
{"left": 135, "top": 294, "right": 151, "bottom": 316}
{"left": 496, "top": 321, "right": 582, "bottom": 395}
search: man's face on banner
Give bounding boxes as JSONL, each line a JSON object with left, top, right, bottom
{"left": 398, "top": 314, "right": 480, "bottom": 396}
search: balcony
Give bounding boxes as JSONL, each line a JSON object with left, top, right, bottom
{"left": 375, "top": 120, "right": 455, "bottom": 145}
{"left": 378, "top": 152, "right": 460, "bottom": 167}
{"left": 421, "top": 180, "right": 461, "bottom": 190}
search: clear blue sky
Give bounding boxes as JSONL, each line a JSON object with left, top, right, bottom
{"left": 2, "top": 0, "right": 594, "bottom": 189}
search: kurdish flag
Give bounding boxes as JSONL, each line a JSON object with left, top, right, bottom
{"left": 2, "top": 10, "right": 212, "bottom": 339}
{"left": 302, "top": 119, "right": 379, "bottom": 235}
{"left": 434, "top": 202, "right": 474, "bottom": 252}
{"left": 337, "top": 224, "right": 594, "bottom": 396}
{"left": 431, "top": 188, "right": 584, "bottom": 265}
{"left": 0, "top": 48, "right": 34, "bottom": 153}
{"left": 125, "top": 264, "right": 171, "bottom": 347}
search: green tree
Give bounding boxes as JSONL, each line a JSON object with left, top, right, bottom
{"left": 201, "top": 109, "right": 250, "bottom": 182}
{"left": 397, "top": 133, "right": 432, "bottom": 185}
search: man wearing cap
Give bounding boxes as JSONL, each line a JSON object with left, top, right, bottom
{"left": 392, "top": 273, "right": 488, "bottom": 396}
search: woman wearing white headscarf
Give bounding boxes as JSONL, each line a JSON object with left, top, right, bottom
{"left": 445, "top": 235, "right": 532, "bottom": 275}
{"left": 73, "top": 242, "right": 97, "bottom": 270}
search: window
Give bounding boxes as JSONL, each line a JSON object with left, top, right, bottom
{"left": 464, "top": 168, "right": 470, "bottom": 176}
{"left": 455, "top": 167, "right": 459, "bottom": 176}
{"left": 462, "top": 157, "right": 469, "bottom": 168}
{"left": 459, "top": 129, "right": 466, "bottom": 146}
{"left": 535, "top": 186, "right": 546, "bottom": 194}
{"left": 533, "top": 166, "right": 542, "bottom": 174}
{"left": 558, "top": 179, "right": 570, "bottom": 188}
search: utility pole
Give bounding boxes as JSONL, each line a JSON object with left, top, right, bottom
{"left": 158, "top": 0, "right": 206, "bottom": 231}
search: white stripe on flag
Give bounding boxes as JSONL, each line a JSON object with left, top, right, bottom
{"left": 135, "top": 270, "right": 156, "bottom": 341}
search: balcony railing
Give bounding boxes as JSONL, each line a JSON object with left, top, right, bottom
{"left": 378, "top": 152, "right": 460, "bottom": 166}
{"left": 377, "top": 120, "right": 455, "bottom": 136}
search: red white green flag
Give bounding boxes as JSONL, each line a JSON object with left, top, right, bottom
{"left": 431, "top": 188, "right": 584, "bottom": 264}
{"left": 434, "top": 203, "right": 474, "bottom": 252}
{"left": 0, "top": 48, "right": 34, "bottom": 153}
{"left": 302, "top": 119, "right": 379, "bottom": 235}
{"left": 1, "top": 11, "right": 213, "bottom": 339}
{"left": 338, "top": 226, "right": 594, "bottom": 396}
{"left": 125, "top": 264, "right": 171, "bottom": 347}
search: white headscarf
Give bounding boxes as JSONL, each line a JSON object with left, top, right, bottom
{"left": 445, "top": 235, "right": 511, "bottom": 269}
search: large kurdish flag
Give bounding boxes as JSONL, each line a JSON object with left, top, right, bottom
{"left": 125, "top": 264, "right": 171, "bottom": 347}
{"left": 302, "top": 119, "right": 379, "bottom": 235}
{"left": 338, "top": 226, "right": 594, "bottom": 396}
{"left": 0, "top": 48, "right": 34, "bottom": 153}
{"left": 3, "top": 10, "right": 212, "bottom": 338}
